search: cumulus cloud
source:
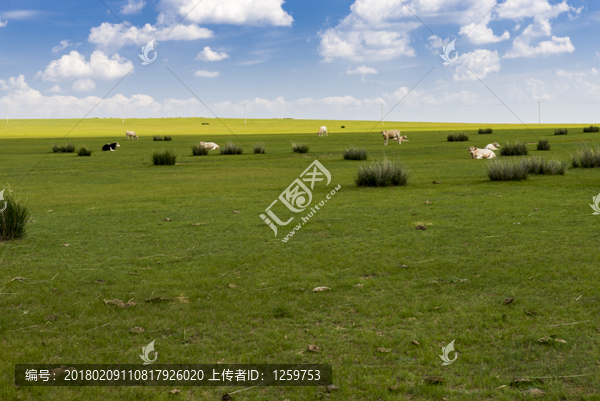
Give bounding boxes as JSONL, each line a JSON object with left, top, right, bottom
{"left": 52, "top": 40, "right": 74, "bottom": 53}
{"left": 195, "top": 46, "right": 229, "bottom": 62}
{"left": 72, "top": 79, "right": 96, "bottom": 92}
{"left": 347, "top": 66, "right": 377, "bottom": 75}
{"left": 194, "top": 70, "right": 220, "bottom": 78}
{"left": 504, "top": 34, "right": 574, "bottom": 58}
{"left": 453, "top": 49, "right": 501, "bottom": 81}
{"left": 121, "top": 0, "right": 145, "bottom": 14}
{"left": 49, "top": 85, "right": 62, "bottom": 92}
{"left": 36, "top": 50, "right": 133, "bottom": 81}
{"left": 0, "top": 20, "right": 7, "bottom": 27}
{"left": 460, "top": 15, "right": 510, "bottom": 44}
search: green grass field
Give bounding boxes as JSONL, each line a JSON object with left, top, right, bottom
{"left": 1, "top": 118, "right": 599, "bottom": 400}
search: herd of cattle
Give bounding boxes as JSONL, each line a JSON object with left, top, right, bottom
{"left": 100, "top": 128, "right": 501, "bottom": 159}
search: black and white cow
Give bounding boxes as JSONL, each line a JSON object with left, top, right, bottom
{"left": 102, "top": 143, "right": 121, "bottom": 151}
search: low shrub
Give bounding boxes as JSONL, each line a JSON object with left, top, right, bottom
{"left": 341, "top": 125, "right": 346, "bottom": 128}
{"left": 163, "top": 136, "right": 172, "bottom": 141}
{"left": 343, "top": 147, "right": 367, "bottom": 160}
{"left": 571, "top": 145, "right": 600, "bottom": 168}
{"left": 0, "top": 189, "right": 30, "bottom": 241}
{"left": 191, "top": 143, "right": 208, "bottom": 156}
{"left": 537, "top": 139, "right": 550, "bottom": 151}
{"left": 220, "top": 141, "right": 244, "bottom": 155}
{"left": 555, "top": 128, "right": 568, "bottom": 135}
{"left": 583, "top": 126, "right": 599, "bottom": 133}
{"left": 253, "top": 143, "right": 266, "bottom": 154}
{"left": 152, "top": 150, "right": 177, "bottom": 165}
{"left": 447, "top": 132, "right": 469, "bottom": 142}
{"left": 291, "top": 142, "right": 309, "bottom": 153}
{"left": 478, "top": 128, "right": 493, "bottom": 134}
{"left": 524, "top": 156, "right": 567, "bottom": 175}
{"left": 77, "top": 146, "right": 92, "bottom": 156}
{"left": 500, "top": 142, "right": 528, "bottom": 156}
{"left": 153, "top": 136, "right": 163, "bottom": 141}
{"left": 52, "top": 142, "right": 75, "bottom": 153}
{"left": 487, "top": 159, "right": 529, "bottom": 181}
{"left": 356, "top": 159, "right": 408, "bottom": 187}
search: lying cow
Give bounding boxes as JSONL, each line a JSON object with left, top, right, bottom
{"left": 318, "top": 126, "right": 328, "bottom": 137}
{"left": 382, "top": 130, "right": 408, "bottom": 145}
{"left": 126, "top": 131, "right": 138, "bottom": 140}
{"left": 199, "top": 141, "right": 220, "bottom": 150}
{"left": 484, "top": 142, "right": 500, "bottom": 151}
{"left": 468, "top": 146, "right": 496, "bottom": 159}
{"left": 102, "top": 142, "right": 120, "bottom": 151}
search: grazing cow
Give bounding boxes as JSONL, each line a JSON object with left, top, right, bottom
{"left": 468, "top": 146, "right": 496, "bottom": 159}
{"left": 199, "top": 141, "right": 220, "bottom": 150}
{"left": 484, "top": 142, "right": 500, "bottom": 151}
{"left": 125, "top": 131, "right": 138, "bottom": 140}
{"left": 318, "top": 126, "right": 328, "bottom": 137}
{"left": 102, "top": 142, "right": 120, "bottom": 151}
{"left": 382, "top": 130, "right": 408, "bottom": 145}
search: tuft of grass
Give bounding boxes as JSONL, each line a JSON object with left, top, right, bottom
{"left": 555, "top": 128, "right": 568, "bottom": 135}
{"left": 524, "top": 156, "right": 567, "bottom": 175}
{"left": 478, "top": 128, "right": 493, "bottom": 134}
{"left": 163, "top": 135, "right": 172, "bottom": 141}
{"left": 291, "top": 142, "right": 309, "bottom": 153}
{"left": 153, "top": 135, "right": 163, "bottom": 141}
{"left": 356, "top": 158, "right": 408, "bottom": 187}
{"left": 583, "top": 126, "right": 599, "bottom": 133}
{"left": 487, "top": 159, "right": 529, "bottom": 181}
{"left": 537, "top": 139, "right": 550, "bottom": 151}
{"left": 77, "top": 146, "right": 92, "bottom": 156}
{"left": 571, "top": 145, "right": 600, "bottom": 168}
{"left": 151, "top": 150, "right": 177, "bottom": 165}
{"left": 220, "top": 141, "right": 244, "bottom": 155}
{"left": 52, "top": 142, "right": 75, "bottom": 153}
{"left": 343, "top": 147, "right": 367, "bottom": 160}
{"left": 0, "top": 189, "right": 30, "bottom": 241}
{"left": 447, "top": 132, "right": 469, "bottom": 142}
{"left": 253, "top": 143, "right": 266, "bottom": 154}
{"left": 272, "top": 306, "right": 291, "bottom": 319}
{"left": 191, "top": 143, "right": 208, "bottom": 156}
{"left": 500, "top": 142, "right": 528, "bottom": 156}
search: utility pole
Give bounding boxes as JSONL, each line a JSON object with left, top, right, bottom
{"left": 244, "top": 102, "right": 246, "bottom": 124}
{"left": 122, "top": 103, "right": 124, "bottom": 124}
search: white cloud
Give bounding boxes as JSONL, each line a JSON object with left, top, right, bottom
{"left": 453, "top": 49, "right": 501, "bottom": 81}
{"left": 460, "top": 14, "right": 510, "bottom": 44}
{"left": 36, "top": 50, "right": 133, "bottom": 81}
{"left": 122, "top": 0, "right": 145, "bottom": 14}
{"left": 347, "top": 66, "right": 377, "bottom": 75}
{"left": 49, "top": 85, "right": 62, "bottom": 92}
{"left": 194, "top": 70, "right": 219, "bottom": 78}
{"left": 72, "top": 79, "right": 96, "bottom": 92}
{"left": 0, "top": 10, "right": 40, "bottom": 19}
{"left": 52, "top": 40, "right": 73, "bottom": 53}
{"left": 195, "top": 46, "right": 229, "bottom": 62}
{"left": 157, "top": 0, "right": 293, "bottom": 26}
{"left": 0, "top": 20, "right": 7, "bottom": 27}
{"left": 504, "top": 35, "right": 574, "bottom": 58}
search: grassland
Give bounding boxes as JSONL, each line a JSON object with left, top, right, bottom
{"left": 1, "top": 118, "right": 599, "bottom": 400}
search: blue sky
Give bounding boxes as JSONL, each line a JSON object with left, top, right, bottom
{"left": 0, "top": 0, "right": 599, "bottom": 123}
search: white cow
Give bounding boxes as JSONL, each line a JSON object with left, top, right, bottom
{"left": 125, "top": 131, "right": 138, "bottom": 140}
{"left": 199, "top": 141, "right": 220, "bottom": 150}
{"left": 382, "top": 130, "right": 408, "bottom": 145}
{"left": 468, "top": 146, "right": 496, "bottom": 159}
{"left": 484, "top": 142, "right": 500, "bottom": 151}
{"left": 318, "top": 126, "right": 328, "bottom": 137}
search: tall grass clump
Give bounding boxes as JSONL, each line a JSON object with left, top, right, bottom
{"left": 571, "top": 145, "right": 600, "bottom": 168}
{"left": 153, "top": 135, "right": 163, "bottom": 141}
{"left": 487, "top": 159, "right": 529, "bottom": 181}
{"left": 555, "top": 128, "right": 568, "bottom": 135}
{"left": 163, "top": 135, "right": 172, "bottom": 141}
{"left": 52, "top": 142, "right": 75, "bottom": 153}
{"left": 356, "top": 159, "right": 408, "bottom": 187}
{"left": 253, "top": 143, "right": 266, "bottom": 154}
{"left": 77, "top": 146, "right": 92, "bottom": 156}
{"left": 447, "top": 132, "right": 469, "bottom": 142}
{"left": 343, "top": 147, "right": 367, "bottom": 160}
{"left": 191, "top": 143, "right": 208, "bottom": 156}
{"left": 291, "top": 142, "right": 309, "bottom": 153}
{"left": 537, "top": 139, "right": 550, "bottom": 151}
{"left": 500, "top": 142, "right": 528, "bottom": 156}
{"left": 478, "top": 128, "right": 493, "bottom": 134}
{"left": 583, "top": 126, "right": 599, "bottom": 133}
{"left": 220, "top": 141, "right": 244, "bottom": 155}
{"left": 0, "top": 190, "right": 30, "bottom": 241}
{"left": 152, "top": 150, "right": 177, "bottom": 165}
{"left": 524, "top": 156, "right": 567, "bottom": 175}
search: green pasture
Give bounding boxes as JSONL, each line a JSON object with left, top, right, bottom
{"left": 1, "top": 119, "right": 599, "bottom": 400}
